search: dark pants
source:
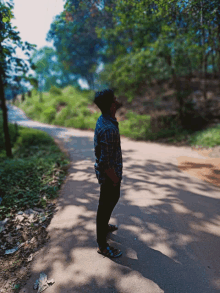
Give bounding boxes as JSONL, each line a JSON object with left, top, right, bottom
{"left": 96, "top": 176, "right": 121, "bottom": 248}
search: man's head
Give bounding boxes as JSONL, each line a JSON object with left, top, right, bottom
{"left": 94, "top": 89, "right": 122, "bottom": 116}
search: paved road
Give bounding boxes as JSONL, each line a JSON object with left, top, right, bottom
{"left": 7, "top": 104, "right": 220, "bottom": 293}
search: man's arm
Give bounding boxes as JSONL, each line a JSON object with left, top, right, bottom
{"left": 100, "top": 129, "right": 120, "bottom": 184}
{"left": 104, "top": 168, "right": 120, "bottom": 184}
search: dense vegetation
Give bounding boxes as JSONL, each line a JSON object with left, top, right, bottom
{"left": 11, "top": 85, "right": 220, "bottom": 147}
{"left": 47, "top": 0, "right": 220, "bottom": 101}
{"left": 0, "top": 109, "right": 71, "bottom": 220}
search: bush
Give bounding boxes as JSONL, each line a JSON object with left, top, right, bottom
{"left": 84, "top": 115, "right": 99, "bottom": 129}
{"left": 50, "top": 86, "right": 62, "bottom": 96}
{"left": 99, "top": 49, "right": 171, "bottom": 102}
{"left": 0, "top": 158, "right": 42, "bottom": 214}
{"left": 65, "top": 115, "right": 86, "bottom": 129}
{"left": 79, "top": 106, "right": 91, "bottom": 117}
{"left": 188, "top": 125, "right": 220, "bottom": 147}
{"left": 14, "top": 127, "right": 54, "bottom": 149}
{"left": 0, "top": 140, "right": 70, "bottom": 219}
{"left": 42, "top": 107, "right": 57, "bottom": 123}
{"left": 120, "top": 111, "right": 151, "bottom": 140}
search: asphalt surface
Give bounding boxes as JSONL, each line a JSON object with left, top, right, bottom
{"left": 6, "top": 104, "right": 220, "bottom": 293}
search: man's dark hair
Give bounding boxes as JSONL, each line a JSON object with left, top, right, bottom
{"left": 94, "top": 89, "right": 114, "bottom": 114}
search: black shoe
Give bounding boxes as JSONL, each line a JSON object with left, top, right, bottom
{"left": 108, "top": 224, "right": 118, "bottom": 233}
{"left": 97, "top": 244, "right": 122, "bottom": 258}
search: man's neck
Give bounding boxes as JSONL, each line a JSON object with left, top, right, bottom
{"left": 103, "top": 112, "right": 116, "bottom": 119}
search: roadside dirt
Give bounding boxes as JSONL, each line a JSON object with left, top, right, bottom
{"left": 0, "top": 137, "right": 71, "bottom": 293}
{"left": 178, "top": 146, "right": 220, "bottom": 188}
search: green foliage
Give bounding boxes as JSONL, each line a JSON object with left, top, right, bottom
{"left": 0, "top": 1, "right": 36, "bottom": 86}
{"left": 42, "top": 107, "right": 57, "bottom": 124}
{"left": 50, "top": 85, "right": 62, "bottom": 96}
{"left": 30, "top": 47, "right": 76, "bottom": 92}
{"left": 14, "top": 85, "right": 220, "bottom": 149}
{"left": 79, "top": 106, "right": 91, "bottom": 117}
{"left": 95, "top": 0, "right": 220, "bottom": 102}
{"left": 15, "top": 127, "right": 54, "bottom": 149}
{"left": 120, "top": 111, "right": 151, "bottom": 140}
{"left": 83, "top": 112, "right": 101, "bottom": 129}
{"left": 100, "top": 49, "right": 171, "bottom": 102}
{"left": 0, "top": 158, "right": 42, "bottom": 213}
{"left": 64, "top": 115, "right": 86, "bottom": 129}
{"left": 188, "top": 125, "right": 220, "bottom": 148}
{"left": 46, "top": 0, "right": 110, "bottom": 89}
{"left": 0, "top": 116, "right": 71, "bottom": 220}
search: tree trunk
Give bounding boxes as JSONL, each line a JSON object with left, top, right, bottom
{"left": 201, "top": 0, "right": 207, "bottom": 101}
{"left": 209, "top": 29, "right": 217, "bottom": 79}
{"left": 0, "top": 71, "right": 13, "bottom": 158}
{"left": 173, "top": 68, "right": 184, "bottom": 123}
{"left": 218, "top": 18, "right": 220, "bottom": 85}
{"left": 212, "top": 45, "right": 216, "bottom": 79}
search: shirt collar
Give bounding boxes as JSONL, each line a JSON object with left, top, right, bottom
{"left": 102, "top": 114, "right": 118, "bottom": 126}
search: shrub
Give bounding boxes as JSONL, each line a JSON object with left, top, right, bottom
{"left": 14, "top": 127, "right": 54, "bottom": 149}
{"left": 65, "top": 115, "right": 86, "bottom": 129}
{"left": 188, "top": 125, "right": 220, "bottom": 147}
{"left": 79, "top": 106, "right": 91, "bottom": 117}
{"left": 42, "top": 107, "right": 57, "bottom": 123}
{"left": 34, "top": 104, "right": 44, "bottom": 114}
{"left": 120, "top": 111, "right": 151, "bottom": 140}
{"left": 50, "top": 86, "right": 62, "bottom": 96}
{"left": 99, "top": 49, "right": 171, "bottom": 102}
{"left": 0, "top": 158, "right": 42, "bottom": 213}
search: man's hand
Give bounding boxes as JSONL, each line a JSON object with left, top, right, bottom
{"left": 104, "top": 168, "right": 120, "bottom": 185}
{"left": 113, "top": 182, "right": 120, "bottom": 187}
{"left": 113, "top": 177, "right": 120, "bottom": 186}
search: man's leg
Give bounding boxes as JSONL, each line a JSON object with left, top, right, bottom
{"left": 96, "top": 178, "right": 121, "bottom": 249}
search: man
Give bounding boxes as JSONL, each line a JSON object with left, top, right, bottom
{"left": 94, "top": 89, "right": 123, "bottom": 258}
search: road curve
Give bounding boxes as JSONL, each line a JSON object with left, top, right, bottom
{"left": 6, "top": 104, "right": 220, "bottom": 293}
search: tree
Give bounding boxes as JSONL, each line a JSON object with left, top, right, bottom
{"left": 30, "top": 46, "right": 77, "bottom": 93}
{"left": 0, "top": 0, "right": 36, "bottom": 158}
{"left": 95, "top": 0, "right": 220, "bottom": 126}
{"left": 46, "top": 0, "right": 115, "bottom": 89}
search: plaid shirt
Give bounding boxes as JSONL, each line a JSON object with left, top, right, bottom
{"left": 94, "top": 114, "right": 123, "bottom": 184}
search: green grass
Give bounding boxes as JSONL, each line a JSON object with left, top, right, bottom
{"left": 12, "top": 85, "right": 220, "bottom": 149}
{"left": 119, "top": 110, "right": 220, "bottom": 148}
{"left": 0, "top": 110, "right": 71, "bottom": 220}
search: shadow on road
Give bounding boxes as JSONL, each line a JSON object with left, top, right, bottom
{"left": 25, "top": 143, "right": 220, "bottom": 292}
{"left": 7, "top": 105, "right": 220, "bottom": 292}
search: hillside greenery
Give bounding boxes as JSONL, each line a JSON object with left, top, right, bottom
{"left": 10, "top": 85, "right": 220, "bottom": 147}
{"left": 2, "top": 84, "right": 220, "bottom": 218}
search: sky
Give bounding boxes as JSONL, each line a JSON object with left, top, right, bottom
{"left": 12, "top": 0, "right": 65, "bottom": 51}
{"left": 11, "top": 0, "right": 89, "bottom": 89}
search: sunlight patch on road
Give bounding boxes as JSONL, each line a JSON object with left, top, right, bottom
{"left": 172, "top": 203, "right": 191, "bottom": 214}
{"left": 190, "top": 221, "right": 220, "bottom": 237}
